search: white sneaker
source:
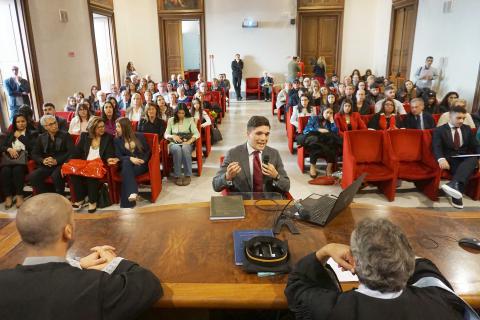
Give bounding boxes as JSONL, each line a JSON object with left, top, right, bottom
{"left": 441, "top": 183, "right": 462, "bottom": 199}
{"left": 128, "top": 193, "right": 138, "bottom": 202}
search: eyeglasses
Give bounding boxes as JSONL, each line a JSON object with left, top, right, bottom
{"left": 44, "top": 121, "right": 57, "bottom": 127}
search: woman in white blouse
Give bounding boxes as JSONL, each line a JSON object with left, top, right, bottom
{"left": 190, "top": 98, "right": 212, "bottom": 128}
{"left": 68, "top": 102, "right": 91, "bottom": 135}
{"left": 126, "top": 93, "right": 144, "bottom": 122}
{"left": 290, "top": 94, "right": 316, "bottom": 129}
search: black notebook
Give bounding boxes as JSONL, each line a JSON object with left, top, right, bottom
{"left": 210, "top": 195, "right": 246, "bottom": 220}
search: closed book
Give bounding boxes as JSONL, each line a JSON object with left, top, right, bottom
{"left": 233, "top": 229, "right": 274, "bottom": 265}
{"left": 210, "top": 195, "right": 246, "bottom": 220}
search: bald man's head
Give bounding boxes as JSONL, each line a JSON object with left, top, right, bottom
{"left": 16, "top": 194, "right": 74, "bottom": 248}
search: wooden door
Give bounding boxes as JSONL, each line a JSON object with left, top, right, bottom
{"left": 163, "top": 20, "right": 184, "bottom": 77}
{"left": 387, "top": 1, "right": 418, "bottom": 87}
{"left": 299, "top": 13, "right": 342, "bottom": 77}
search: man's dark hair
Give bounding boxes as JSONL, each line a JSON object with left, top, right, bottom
{"left": 43, "top": 102, "right": 55, "bottom": 109}
{"left": 369, "top": 83, "right": 380, "bottom": 90}
{"left": 385, "top": 85, "right": 394, "bottom": 92}
{"left": 450, "top": 106, "right": 466, "bottom": 114}
{"left": 292, "top": 56, "right": 297, "bottom": 60}
{"left": 293, "top": 79, "right": 300, "bottom": 84}
{"left": 426, "top": 56, "right": 433, "bottom": 60}
{"left": 247, "top": 116, "right": 270, "bottom": 132}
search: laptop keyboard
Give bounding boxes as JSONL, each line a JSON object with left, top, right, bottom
{"left": 308, "top": 196, "right": 337, "bottom": 225}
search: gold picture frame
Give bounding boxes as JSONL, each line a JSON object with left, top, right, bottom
{"left": 157, "top": 0, "right": 204, "bottom": 13}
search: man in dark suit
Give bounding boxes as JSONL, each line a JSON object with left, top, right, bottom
{"left": 38, "top": 103, "right": 68, "bottom": 134}
{"left": 3, "top": 65, "right": 30, "bottom": 122}
{"left": 29, "top": 114, "right": 75, "bottom": 195}
{"left": 231, "top": 53, "right": 244, "bottom": 100}
{"left": 401, "top": 98, "right": 435, "bottom": 129}
{"left": 212, "top": 116, "right": 290, "bottom": 195}
{"left": 433, "top": 106, "right": 480, "bottom": 209}
{"left": 259, "top": 71, "right": 274, "bottom": 102}
{"left": 288, "top": 79, "right": 301, "bottom": 109}
{"left": 0, "top": 193, "right": 162, "bottom": 320}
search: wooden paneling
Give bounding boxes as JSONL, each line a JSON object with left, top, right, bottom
{"left": 298, "top": 0, "right": 344, "bottom": 10}
{"left": 163, "top": 20, "right": 184, "bottom": 77}
{"left": 89, "top": 0, "right": 113, "bottom": 11}
{"left": 299, "top": 13, "right": 342, "bottom": 76}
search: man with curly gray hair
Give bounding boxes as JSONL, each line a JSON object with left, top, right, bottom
{"left": 285, "top": 218, "right": 477, "bottom": 319}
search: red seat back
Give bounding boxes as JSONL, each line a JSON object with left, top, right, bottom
{"left": 387, "top": 129, "right": 423, "bottom": 162}
{"left": 345, "top": 130, "right": 384, "bottom": 163}
{"left": 297, "top": 116, "right": 310, "bottom": 133}
{"left": 246, "top": 78, "right": 259, "bottom": 90}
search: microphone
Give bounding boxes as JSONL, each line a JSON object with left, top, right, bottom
{"left": 262, "top": 154, "right": 270, "bottom": 165}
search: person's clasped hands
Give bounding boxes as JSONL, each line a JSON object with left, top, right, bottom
{"left": 79, "top": 245, "right": 117, "bottom": 270}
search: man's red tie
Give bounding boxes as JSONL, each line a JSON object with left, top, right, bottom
{"left": 454, "top": 128, "right": 461, "bottom": 150}
{"left": 252, "top": 151, "right": 263, "bottom": 192}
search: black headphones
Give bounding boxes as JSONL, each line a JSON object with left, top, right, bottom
{"left": 244, "top": 236, "right": 289, "bottom": 267}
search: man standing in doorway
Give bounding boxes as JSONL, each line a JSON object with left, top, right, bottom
{"left": 231, "top": 53, "right": 244, "bottom": 101}
{"left": 4, "top": 66, "right": 30, "bottom": 123}
{"left": 414, "top": 56, "right": 439, "bottom": 90}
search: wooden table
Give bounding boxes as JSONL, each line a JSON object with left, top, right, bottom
{"left": 0, "top": 202, "right": 479, "bottom": 309}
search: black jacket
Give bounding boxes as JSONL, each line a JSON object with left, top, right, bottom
{"left": 31, "top": 130, "right": 74, "bottom": 166}
{"left": 432, "top": 123, "right": 480, "bottom": 160}
{"left": 114, "top": 132, "right": 151, "bottom": 164}
{"left": 0, "top": 130, "right": 37, "bottom": 155}
{"left": 401, "top": 112, "right": 435, "bottom": 129}
{"left": 231, "top": 59, "right": 244, "bottom": 76}
{"left": 0, "top": 259, "right": 162, "bottom": 320}
{"left": 72, "top": 132, "right": 115, "bottom": 161}
{"left": 137, "top": 118, "right": 167, "bottom": 138}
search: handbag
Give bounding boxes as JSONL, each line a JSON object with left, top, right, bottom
{"left": 61, "top": 158, "right": 107, "bottom": 179}
{"left": 1, "top": 150, "right": 27, "bottom": 166}
{"left": 211, "top": 126, "right": 223, "bottom": 143}
{"left": 97, "top": 183, "right": 111, "bottom": 208}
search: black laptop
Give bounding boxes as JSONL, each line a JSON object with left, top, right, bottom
{"left": 291, "top": 173, "right": 366, "bottom": 226}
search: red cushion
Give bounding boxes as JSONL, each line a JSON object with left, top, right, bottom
{"left": 389, "top": 130, "right": 423, "bottom": 162}
{"left": 356, "top": 163, "right": 395, "bottom": 181}
{"left": 348, "top": 131, "right": 384, "bottom": 163}
{"left": 398, "top": 161, "right": 437, "bottom": 179}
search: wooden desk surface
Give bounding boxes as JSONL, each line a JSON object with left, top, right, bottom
{"left": 0, "top": 201, "right": 479, "bottom": 309}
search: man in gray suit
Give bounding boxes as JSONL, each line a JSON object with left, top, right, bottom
{"left": 213, "top": 116, "right": 290, "bottom": 194}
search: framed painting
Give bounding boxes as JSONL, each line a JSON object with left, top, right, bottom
{"left": 157, "top": 0, "right": 204, "bottom": 13}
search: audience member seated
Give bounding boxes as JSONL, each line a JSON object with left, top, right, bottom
{"left": 366, "top": 83, "right": 384, "bottom": 104}
{"left": 108, "top": 83, "right": 121, "bottom": 102}
{"left": 108, "top": 96, "right": 120, "bottom": 117}
{"left": 288, "top": 79, "right": 301, "bottom": 108}
{"left": 70, "top": 117, "right": 118, "bottom": 213}
{"left": 396, "top": 80, "right": 418, "bottom": 103}
{"left": 0, "top": 114, "right": 37, "bottom": 209}
{"left": 309, "top": 80, "right": 322, "bottom": 106}
{"left": 299, "top": 107, "right": 340, "bottom": 178}
{"left": 16, "top": 104, "right": 38, "bottom": 132}
{"left": 422, "top": 89, "right": 441, "bottom": 114}
{"left": 276, "top": 82, "right": 291, "bottom": 112}
{"left": 190, "top": 98, "right": 212, "bottom": 128}
{"left": 438, "top": 91, "right": 459, "bottom": 114}
{"left": 29, "top": 115, "right": 74, "bottom": 195}
{"left": 143, "top": 91, "right": 153, "bottom": 106}
{"left": 211, "top": 78, "right": 222, "bottom": 92}
{"left": 138, "top": 102, "right": 167, "bottom": 138}
{"left": 177, "top": 86, "right": 190, "bottom": 103}
{"left": 168, "top": 91, "right": 179, "bottom": 110}
{"left": 168, "top": 73, "right": 177, "bottom": 88}
{"left": 285, "top": 218, "right": 470, "bottom": 320}
{"left": 356, "top": 81, "right": 366, "bottom": 92}
{"left": 183, "top": 82, "right": 196, "bottom": 97}
{"left": 355, "top": 89, "right": 373, "bottom": 115}
{"left": 153, "top": 82, "right": 169, "bottom": 103}
{"left": 339, "top": 84, "right": 356, "bottom": 106}
{"left": 164, "top": 103, "right": 199, "bottom": 186}
{"left": 303, "top": 77, "right": 312, "bottom": 93}
{"left": 73, "top": 91, "right": 85, "bottom": 104}
{"left": 0, "top": 193, "right": 162, "bottom": 319}
{"left": 362, "top": 69, "right": 373, "bottom": 81}
{"left": 368, "top": 98, "right": 401, "bottom": 130}
{"left": 101, "top": 101, "right": 118, "bottom": 136}
{"left": 343, "top": 75, "right": 352, "bottom": 86}
{"left": 94, "top": 90, "right": 107, "bottom": 112}
{"left": 147, "top": 80, "right": 156, "bottom": 96}
{"left": 434, "top": 106, "right": 480, "bottom": 209}
{"left": 334, "top": 99, "right": 367, "bottom": 137}
{"left": 114, "top": 118, "right": 151, "bottom": 208}
{"left": 374, "top": 86, "right": 406, "bottom": 114}
{"left": 119, "top": 90, "right": 131, "bottom": 110}
{"left": 218, "top": 73, "right": 231, "bottom": 94}
{"left": 38, "top": 103, "right": 68, "bottom": 134}
{"left": 326, "top": 73, "right": 339, "bottom": 90}
{"left": 194, "top": 73, "right": 205, "bottom": 90}
{"left": 437, "top": 99, "right": 476, "bottom": 129}
{"left": 69, "top": 102, "right": 91, "bottom": 135}
{"left": 156, "top": 95, "right": 174, "bottom": 122}
{"left": 176, "top": 73, "right": 185, "bottom": 88}
{"left": 400, "top": 98, "right": 435, "bottom": 130}
{"left": 212, "top": 116, "right": 290, "bottom": 194}
{"left": 337, "top": 83, "right": 346, "bottom": 100}
{"left": 64, "top": 96, "right": 77, "bottom": 112}
{"left": 290, "top": 94, "right": 317, "bottom": 129}
{"left": 88, "top": 85, "right": 98, "bottom": 107}
{"left": 323, "top": 94, "right": 339, "bottom": 114}
{"left": 126, "top": 93, "right": 144, "bottom": 122}
{"left": 260, "top": 71, "right": 274, "bottom": 102}
{"left": 137, "top": 78, "right": 148, "bottom": 96}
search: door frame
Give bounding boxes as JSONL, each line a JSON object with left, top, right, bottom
{"left": 297, "top": 10, "right": 344, "bottom": 77}
{"left": 158, "top": 13, "right": 206, "bottom": 81}
{"left": 386, "top": 0, "right": 419, "bottom": 79}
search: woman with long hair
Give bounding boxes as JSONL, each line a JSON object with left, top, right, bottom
{"left": 114, "top": 117, "right": 151, "bottom": 208}
{"left": 70, "top": 116, "right": 118, "bottom": 213}
{"left": 126, "top": 93, "right": 144, "bottom": 121}
{"left": 312, "top": 56, "right": 327, "bottom": 86}
{"left": 396, "top": 80, "right": 418, "bottom": 103}
{"left": 0, "top": 114, "right": 37, "bottom": 209}
{"left": 169, "top": 92, "right": 179, "bottom": 109}
{"left": 69, "top": 102, "right": 91, "bottom": 135}
{"left": 334, "top": 99, "right": 367, "bottom": 137}
{"left": 164, "top": 103, "right": 200, "bottom": 186}
{"left": 290, "top": 94, "right": 316, "bottom": 129}
{"left": 368, "top": 98, "right": 400, "bottom": 130}
{"left": 64, "top": 96, "right": 77, "bottom": 112}
{"left": 438, "top": 91, "right": 459, "bottom": 113}
{"left": 189, "top": 98, "right": 212, "bottom": 128}
{"left": 126, "top": 61, "right": 136, "bottom": 77}
{"left": 88, "top": 85, "right": 98, "bottom": 106}
{"left": 101, "top": 101, "right": 118, "bottom": 136}
{"left": 309, "top": 80, "right": 322, "bottom": 106}
{"left": 156, "top": 95, "right": 174, "bottom": 121}
{"left": 138, "top": 102, "right": 167, "bottom": 138}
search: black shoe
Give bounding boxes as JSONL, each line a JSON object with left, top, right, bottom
{"left": 450, "top": 197, "right": 463, "bottom": 209}
{"left": 441, "top": 181, "right": 462, "bottom": 199}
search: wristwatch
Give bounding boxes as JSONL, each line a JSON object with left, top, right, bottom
{"left": 226, "top": 173, "right": 233, "bottom": 186}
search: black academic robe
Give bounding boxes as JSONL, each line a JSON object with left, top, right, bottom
{"left": 0, "top": 259, "right": 162, "bottom": 320}
{"left": 285, "top": 253, "right": 466, "bottom": 320}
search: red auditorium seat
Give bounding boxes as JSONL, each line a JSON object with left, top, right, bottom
{"left": 296, "top": 116, "right": 311, "bottom": 172}
{"left": 245, "top": 77, "right": 261, "bottom": 100}
{"left": 342, "top": 130, "right": 398, "bottom": 201}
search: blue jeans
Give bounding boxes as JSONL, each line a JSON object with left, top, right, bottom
{"left": 169, "top": 143, "right": 193, "bottom": 177}
{"left": 9, "top": 104, "right": 19, "bottom": 122}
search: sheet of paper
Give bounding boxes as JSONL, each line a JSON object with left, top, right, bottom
{"left": 326, "top": 257, "right": 359, "bottom": 282}
{"left": 451, "top": 154, "right": 480, "bottom": 158}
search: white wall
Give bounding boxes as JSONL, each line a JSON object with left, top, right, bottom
{"left": 205, "top": 0, "right": 297, "bottom": 90}
{"left": 28, "top": 0, "right": 97, "bottom": 109}
{"left": 114, "top": 0, "right": 162, "bottom": 82}
{"left": 410, "top": 0, "right": 480, "bottom": 109}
